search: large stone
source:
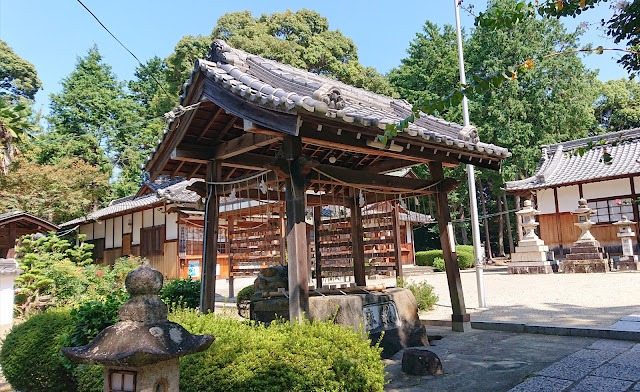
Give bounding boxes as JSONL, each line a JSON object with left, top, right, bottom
{"left": 401, "top": 348, "right": 443, "bottom": 376}
{"left": 561, "top": 259, "right": 610, "bottom": 273}
{"left": 254, "top": 265, "right": 288, "bottom": 292}
{"left": 251, "top": 287, "right": 429, "bottom": 358}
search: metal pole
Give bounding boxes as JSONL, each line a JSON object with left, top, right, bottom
{"left": 454, "top": 0, "right": 487, "bottom": 309}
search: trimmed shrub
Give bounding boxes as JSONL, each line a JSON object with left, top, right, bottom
{"left": 63, "top": 294, "right": 125, "bottom": 347}
{"left": 415, "top": 247, "right": 475, "bottom": 269}
{"left": 0, "top": 308, "right": 77, "bottom": 392}
{"left": 396, "top": 278, "right": 438, "bottom": 312}
{"left": 433, "top": 257, "right": 445, "bottom": 272}
{"left": 236, "top": 285, "right": 255, "bottom": 318}
{"left": 171, "top": 309, "right": 386, "bottom": 392}
{"left": 160, "top": 278, "right": 200, "bottom": 308}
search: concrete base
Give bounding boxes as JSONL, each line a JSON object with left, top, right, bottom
{"left": 251, "top": 287, "right": 429, "bottom": 358}
{"left": 508, "top": 264, "right": 554, "bottom": 274}
{"left": 617, "top": 260, "right": 640, "bottom": 271}
{"left": 560, "top": 259, "right": 610, "bottom": 273}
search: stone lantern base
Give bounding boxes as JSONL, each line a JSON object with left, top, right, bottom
{"left": 508, "top": 238, "right": 554, "bottom": 274}
{"left": 562, "top": 240, "right": 610, "bottom": 273}
{"left": 617, "top": 255, "right": 640, "bottom": 271}
{"left": 104, "top": 359, "right": 179, "bottom": 392}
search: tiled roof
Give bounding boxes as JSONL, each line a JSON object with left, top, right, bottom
{"left": 144, "top": 40, "right": 509, "bottom": 169}
{"left": 504, "top": 129, "right": 640, "bottom": 191}
{"left": 60, "top": 179, "right": 202, "bottom": 228}
{"left": 0, "top": 210, "right": 59, "bottom": 231}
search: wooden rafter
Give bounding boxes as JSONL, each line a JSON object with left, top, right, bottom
{"left": 196, "top": 106, "right": 224, "bottom": 142}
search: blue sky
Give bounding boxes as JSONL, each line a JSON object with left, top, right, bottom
{"left": 0, "top": 0, "right": 627, "bottom": 118}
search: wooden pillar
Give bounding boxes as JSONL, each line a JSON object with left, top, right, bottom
{"left": 200, "top": 160, "right": 221, "bottom": 314}
{"left": 228, "top": 216, "right": 235, "bottom": 298}
{"left": 629, "top": 177, "right": 640, "bottom": 252}
{"left": 428, "top": 162, "right": 470, "bottom": 332}
{"left": 283, "top": 136, "right": 310, "bottom": 322}
{"left": 391, "top": 202, "right": 404, "bottom": 279}
{"left": 553, "top": 187, "right": 564, "bottom": 257}
{"left": 313, "top": 206, "right": 323, "bottom": 289}
{"left": 349, "top": 191, "right": 366, "bottom": 286}
{"left": 279, "top": 209, "right": 286, "bottom": 265}
{"left": 7, "top": 222, "right": 16, "bottom": 259}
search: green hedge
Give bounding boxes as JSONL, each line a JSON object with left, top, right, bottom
{"left": 160, "top": 278, "right": 201, "bottom": 308}
{"left": 0, "top": 309, "right": 77, "bottom": 392}
{"left": 415, "top": 247, "right": 475, "bottom": 269}
{"left": 2, "top": 307, "right": 385, "bottom": 392}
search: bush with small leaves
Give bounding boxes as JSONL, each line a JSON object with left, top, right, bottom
{"left": 160, "top": 278, "right": 201, "bottom": 308}
{"left": 433, "top": 257, "right": 446, "bottom": 272}
{"left": 396, "top": 277, "right": 438, "bottom": 312}
{"left": 0, "top": 308, "right": 77, "bottom": 392}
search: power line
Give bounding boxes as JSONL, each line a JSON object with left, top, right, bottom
{"left": 75, "top": 0, "right": 174, "bottom": 102}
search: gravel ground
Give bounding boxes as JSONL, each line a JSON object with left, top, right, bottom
{"left": 404, "top": 267, "right": 640, "bottom": 328}
{"left": 219, "top": 266, "right": 640, "bottom": 328}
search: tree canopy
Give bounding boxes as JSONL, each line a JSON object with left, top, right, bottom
{"left": 0, "top": 40, "right": 42, "bottom": 101}
{"left": 594, "top": 78, "right": 640, "bottom": 132}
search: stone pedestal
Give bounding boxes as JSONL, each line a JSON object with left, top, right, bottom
{"left": 563, "top": 240, "right": 610, "bottom": 273}
{"left": 564, "top": 199, "right": 609, "bottom": 273}
{"left": 614, "top": 216, "right": 639, "bottom": 271}
{"left": 509, "top": 200, "right": 553, "bottom": 274}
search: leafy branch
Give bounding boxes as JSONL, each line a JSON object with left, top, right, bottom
{"left": 380, "top": 47, "right": 638, "bottom": 145}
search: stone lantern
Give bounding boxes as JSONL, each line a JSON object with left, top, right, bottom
{"left": 564, "top": 199, "right": 609, "bottom": 273}
{"left": 509, "top": 199, "right": 553, "bottom": 274}
{"left": 614, "top": 215, "right": 639, "bottom": 270}
{"left": 0, "top": 258, "right": 22, "bottom": 337}
{"left": 63, "top": 262, "right": 215, "bottom": 392}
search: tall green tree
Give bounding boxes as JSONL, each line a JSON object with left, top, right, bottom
{"left": 44, "top": 46, "right": 152, "bottom": 197}
{"left": 0, "top": 40, "right": 41, "bottom": 101}
{"left": 162, "top": 9, "right": 393, "bottom": 105}
{"left": 594, "top": 78, "right": 640, "bottom": 132}
{"left": 468, "top": 0, "right": 598, "bottom": 181}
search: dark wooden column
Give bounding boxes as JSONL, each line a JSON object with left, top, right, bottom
{"left": 630, "top": 177, "right": 640, "bottom": 253}
{"left": 200, "top": 160, "right": 221, "bottom": 314}
{"left": 279, "top": 208, "right": 287, "bottom": 265}
{"left": 428, "top": 162, "right": 470, "bottom": 332}
{"left": 7, "top": 222, "right": 16, "bottom": 259}
{"left": 349, "top": 191, "right": 366, "bottom": 286}
{"left": 313, "top": 206, "right": 323, "bottom": 289}
{"left": 392, "top": 202, "right": 404, "bottom": 279}
{"left": 283, "top": 136, "right": 310, "bottom": 322}
{"left": 227, "top": 216, "right": 235, "bottom": 298}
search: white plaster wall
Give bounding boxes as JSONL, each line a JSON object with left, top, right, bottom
{"left": 634, "top": 176, "right": 640, "bottom": 193}
{"left": 0, "top": 276, "right": 16, "bottom": 326}
{"left": 113, "top": 216, "right": 123, "bottom": 248}
{"left": 406, "top": 222, "right": 412, "bottom": 243}
{"left": 79, "top": 224, "right": 93, "bottom": 241}
{"left": 105, "top": 219, "right": 114, "bottom": 249}
{"left": 166, "top": 212, "right": 178, "bottom": 240}
{"left": 94, "top": 221, "right": 106, "bottom": 239}
{"left": 123, "top": 214, "right": 132, "bottom": 234}
{"left": 556, "top": 185, "right": 580, "bottom": 213}
{"left": 583, "top": 178, "right": 631, "bottom": 199}
{"left": 132, "top": 212, "right": 142, "bottom": 245}
{"left": 142, "top": 209, "right": 154, "bottom": 228}
{"left": 154, "top": 207, "right": 165, "bottom": 227}
{"left": 536, "top": 188, "right": 556, "bottom": 215}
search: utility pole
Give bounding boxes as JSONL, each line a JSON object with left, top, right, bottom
{"left": 454, "top": 0, "right": 487, "bottom": 309}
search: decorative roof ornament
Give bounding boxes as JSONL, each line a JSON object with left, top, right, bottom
{"left": 313, "top": 85, "right": 346, "bottom": 110}
{"left": 458, "top": 125, "right": 480, "bottom": 144}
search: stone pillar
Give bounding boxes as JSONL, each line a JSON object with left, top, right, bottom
{"left": 508, "top": 200, "right": 553, "bottom": 274}
{"left": 63, "top": 262, "right": 215, "bottom": 392}
{"left": 563, "top": 198, "right": 609, "bottom": 273}
{"left": 0, "top": 259, "right": 22, "bottom": 337}
{"left": 614, "top": 215, "right": 639, "bottom": 270}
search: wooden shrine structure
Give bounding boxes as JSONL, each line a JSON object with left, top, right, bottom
{"left": 144, "top": 40, "right": 510, "bottom": 331}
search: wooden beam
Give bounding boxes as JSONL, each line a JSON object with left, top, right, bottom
{"left": 212, "top": 133, "right": 281, "bottom": 161}
{"left": 363, "top": 159, "right": 417, "bottom": 174}
{"left": 196, "top": 106, "right": 224, "bottom": 142}
{"left": 349, "top": 192, "right": 366, "bottom": 286}
{"left": 283, "top": 136, "right": 310, "bottom": 322}
{"left": 214, "top": 115, "right": 238, "bottom": 143}
{"left": 201, "top": 160, "right": 222, "bottom": 314}
{"left": 315, "top": 164, "right": 441, "bottom": 192}
{"left": 429, "top": 161, "right": 469, "bottom": 332}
